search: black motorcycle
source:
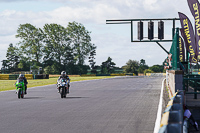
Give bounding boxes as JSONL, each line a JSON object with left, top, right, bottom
{"left": 57, "top": 78, "right": 69, "bottom": 98}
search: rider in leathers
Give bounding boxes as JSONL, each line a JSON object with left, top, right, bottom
{"left": 16, "top": 74, "right": 28, "bottom": 94}
{"left": 57, "top": 71, "right": 70, "bottom": 93}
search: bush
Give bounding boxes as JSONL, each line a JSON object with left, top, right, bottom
{"left": 144, "top": 69, "right": 154, "bottom": 75}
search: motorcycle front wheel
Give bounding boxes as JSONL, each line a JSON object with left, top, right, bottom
{"left": 18, "top": 89, "right": 21, "bottom": 99}
{"left": 60, "top": 88, "right": 64, "bottom": 98}
{"left": 21, "top": 91, "right": 24, "bottom": 98}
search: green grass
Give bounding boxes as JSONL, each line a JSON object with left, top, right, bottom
{"left": 0, "top": 76, "right": 115, "bottom": 92}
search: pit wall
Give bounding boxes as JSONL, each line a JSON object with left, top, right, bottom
{"left": 166, "top": 70, "right": 183, "bottom": 99}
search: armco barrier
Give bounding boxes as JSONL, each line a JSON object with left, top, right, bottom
{"left": 0, "top": 74, "right": 48, "bottom": 80}
{"left": 96, "top": 74, "right": 111, "bottom": 76}
{"left": 110, "top": 73, "right": 126, "bottom": 76}
{"left": 25, "top": 74, "right": 33, "bottom": 80}
{"left": 0, "top": 74, "right": 9, "bottom": 80}
{"left": 146, "top": 73, "right": 166, "bottom": 77}
{"left": 33, "top": 74, "right": 49, "bottom": 79}
{"left": 125, "top": 73, "right": 134, "bottom": 76}
{"left": 8, "top": 74, "right": 33, "bottom": 80}
{"left": 9, "top": 74, "right": 19, "bottom": 80}
{"left": 158, "top": 91, "right": 184, "bottom": 133}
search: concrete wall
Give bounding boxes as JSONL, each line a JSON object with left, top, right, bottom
{"left": 167, "top": 70, "right": 183, "bottom": 99}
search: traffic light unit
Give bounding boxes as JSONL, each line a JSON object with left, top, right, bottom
{"left": 158, "top": 21, "right": 164, "bottom": 39}
{"left": 148, "top": 21, "right": 154, "bottom": 40}
{"left": 138, "top": 21, "right": 143, "bottom": 40}
{"left": 137, "top": 21, "right": 164, "bottom": 41}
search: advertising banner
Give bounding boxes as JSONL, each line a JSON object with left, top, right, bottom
{"left": 180, "top": 28, "right": 195, "bottom": 63}
{"left": 180, "top": 28, "right": 189, "bottom": 52}
{"left": 178, "top": 12, "right": 197, "bottom": 63}
{"left": 187, "top": 0, "right": 200, "bottom": 59}
{"left": 179, "top": 36, "right": 185, "bottom": 62}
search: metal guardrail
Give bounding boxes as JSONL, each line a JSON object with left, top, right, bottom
{"left": 0, "top": 74, "right": 49, "bottom": 80}
{"left": 158, "top": 91, "right": 184, "bottom": 133}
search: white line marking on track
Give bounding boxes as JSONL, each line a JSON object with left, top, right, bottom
{"left": 153, "top": 78, "right": 166, "bottom": 133}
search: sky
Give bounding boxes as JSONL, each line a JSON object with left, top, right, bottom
{"left": 0, "top": 0, "right": 195, "bottom": 68}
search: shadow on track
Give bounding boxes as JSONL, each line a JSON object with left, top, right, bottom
{"left": 23, "top": 97, "right": 44, "bottom": 99}
{"left": 65, "top": 97, "right": 89, "bottom": 99}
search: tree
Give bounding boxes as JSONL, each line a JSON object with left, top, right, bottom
{"left": 51, "top": 63, "right": 60, "bottom": 74}
{"left": 88, "top": 49, "right": 96, "bottom": 74}
{"left": 101, "top": 57, "right": 116, "bottom": 74}
{"left": 43, "top": 23, "right": 71, "bottom": 72}
{"left": 16, "top": 23, "right": 44, "bottom": 63}
{"left": 123, "top": 59, "right": 139, "bottom": 74}
{"left": 144, "top": 69, "right": 154, "bottom": 75}
{"left": 67, "top": 21, "right": 96, "bottom": 65}
{"left": 44, "top": 66, "right": 51, "bottom": 74}
{"left": 149, "top": 65, "right": 164, "bottom": 73}
{"left": 17, "top": 57, "right": 31, "bottom": 71}
{"left": 1, "top": 60, "right": 9, "bottom": 69}
{"left": 138, "top": 59, "right": 149, "bottom": 73}
{"left": 6, "top": 43, "right": 19, "bottom": 71}
{"left": 3, "top": 22, "right": 96, "bottom": 74}
{"left": 140, "top": 59, "right": 146, "bottom": 66}
{"left": 18, "top": 62, "right": 24, "bottom": 70}
{"left": 1, "top": 60, "right": 9, "bottom": 73}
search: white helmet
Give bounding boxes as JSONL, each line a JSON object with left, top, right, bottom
{"left": 61, "top": 71, "right": 66, "bottom": 77}
{"left": 19, "top": 74, "right": 24, "bottom": 78}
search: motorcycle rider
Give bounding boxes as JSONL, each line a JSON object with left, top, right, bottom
{"left": 57, "top": 71, "right": 70, "bottom": 93}
{"left": 16, "top": 74, "right": 28, "bottom": 94}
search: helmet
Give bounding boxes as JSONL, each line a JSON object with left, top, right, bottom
{"left": 61, "top": 71, "right": 66, "bottom": 77}
{"left": 19, "top": 74, "right": 24, "bottom": 79}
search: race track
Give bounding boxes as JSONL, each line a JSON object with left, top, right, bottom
{"left": 0, "top": 76, "right": 163, "bottom": 133}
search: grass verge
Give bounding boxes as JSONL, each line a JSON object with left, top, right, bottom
{"left": 0, "top": 76, "right": 115, "bottom": 92}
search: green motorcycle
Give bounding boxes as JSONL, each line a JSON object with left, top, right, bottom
{"left": 15, "top": 80, "right": 25, "bottom": 99}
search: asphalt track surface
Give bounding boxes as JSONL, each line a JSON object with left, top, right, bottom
{"left": 0, "top": 76, "right": 164, "bottom": 133}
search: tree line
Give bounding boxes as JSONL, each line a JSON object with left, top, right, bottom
{"left": 1, "top": 21, "right": 96, "bottom": 74}
{"left": 121, "top": 59, "right": 164, "bottom": 75}
{"left": 88, "top": 58, "right": 164, "bottom": 75}
{"left": 1, "top": 21, "right": 164, "bottom": 75}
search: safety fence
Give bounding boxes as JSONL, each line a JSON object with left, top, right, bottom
{"left": 158, "top": 91, "right": 184, "bottom": 133}
{"left": 0, "top": 74, "right": 49, "bottom": 80}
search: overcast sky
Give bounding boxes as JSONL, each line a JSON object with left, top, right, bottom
{"left": 0, "top": 0, "right": 195, "bottom": 68}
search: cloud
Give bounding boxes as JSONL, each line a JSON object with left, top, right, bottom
{"left": 0, "top": 0, "right": 42, "bottom": 3}
{"left": 0, "top": 0, "right": 196, "bottom": 68}
{"left": 0, "top": 35, "right": 20, "bottom": 66}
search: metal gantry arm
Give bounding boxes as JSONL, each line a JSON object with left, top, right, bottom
{"left": 106, "top": 18, "right": 181, "bottom": 56}
{"left": 106, "top": 18, "right": 180, "bottom": 42}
